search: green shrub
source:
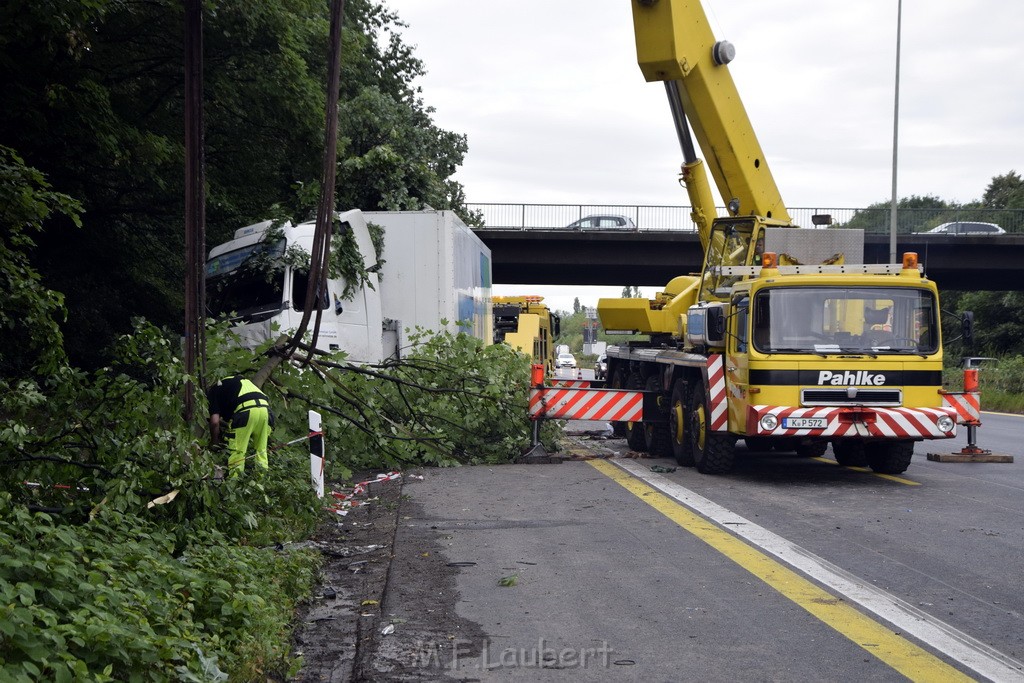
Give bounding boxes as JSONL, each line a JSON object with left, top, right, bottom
{"left": 1, "top": 315, "right": 555, "bottom": 680}
{"left": 0, "top": 498, "right": 319, "bottom": 681}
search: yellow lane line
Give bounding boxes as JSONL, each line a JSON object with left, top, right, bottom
{"left": 812, "top": 457, "right": 921, "bottom": 486}
{"left": 588, "top": 459, "right": 973, "bottom": 682}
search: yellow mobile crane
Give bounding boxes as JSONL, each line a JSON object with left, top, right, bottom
{"left": 599, "top": 0, "right": 963, "bottom": 474}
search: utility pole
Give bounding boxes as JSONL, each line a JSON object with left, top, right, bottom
{"left": 183, "top": 0, "right": 206, "bottom": 422}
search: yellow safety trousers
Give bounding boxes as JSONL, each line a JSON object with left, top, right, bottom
{"left": 226, "top": 379, "right": 270, "bottom": 476}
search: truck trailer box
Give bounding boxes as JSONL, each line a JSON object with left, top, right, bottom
{"left": 365, "top": 210, "right": 492, "bottom": 354}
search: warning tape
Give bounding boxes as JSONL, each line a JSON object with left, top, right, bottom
{"left": 272, "top": 430, "right": 324, "bottom": 451}
{"left": 326, "top": 471, "right": 402, "bottom": 516}
{"left": 23, "top": 481, "right": 90, "bottom": 492}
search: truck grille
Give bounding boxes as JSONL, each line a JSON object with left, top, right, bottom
{"left": 801, "top": 388, "right": 902, "bottom": 406}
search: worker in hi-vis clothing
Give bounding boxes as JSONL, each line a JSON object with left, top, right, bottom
{"left": 207, "top": 375, "right": 273, "bottom": 477}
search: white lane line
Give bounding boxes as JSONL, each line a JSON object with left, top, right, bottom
{"left": 613, "top": 458, "right": 1024, "bottom": 683}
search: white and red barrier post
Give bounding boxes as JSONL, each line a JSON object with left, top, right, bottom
{"left": 928, "top": 368, "right": 1012, "bottom": 463}
{"left": 309, "top": 410, "right": 325, "bottom": 497}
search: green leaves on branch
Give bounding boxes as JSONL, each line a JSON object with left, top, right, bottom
{"left": 0, "top": 146, "right": 81, "bottom": 377}
{"left": 0, "top": 499, "right": 319, "bottom": 682}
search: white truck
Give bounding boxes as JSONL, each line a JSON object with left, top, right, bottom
{"left": 205, "top": 209, "right": 493, "bottom": 363}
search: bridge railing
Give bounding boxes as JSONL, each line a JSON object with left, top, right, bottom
{"left": 467, "top": 203, "right": 1024, "bottom": 234}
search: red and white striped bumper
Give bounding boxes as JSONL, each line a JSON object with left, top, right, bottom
{"left": 747, "top": 404, "right": 958, "bottom": 439}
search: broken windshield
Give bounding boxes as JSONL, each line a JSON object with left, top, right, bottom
{"left": 206, "top": 240, "right": 286, "bottom": 322}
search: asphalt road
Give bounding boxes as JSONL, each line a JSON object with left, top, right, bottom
{"left": 378, "top": 411, "right": 1024, "bottom": 682}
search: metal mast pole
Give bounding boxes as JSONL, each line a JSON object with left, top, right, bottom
{"left": 889, "top": 0, "right": 903, "bottom": 263}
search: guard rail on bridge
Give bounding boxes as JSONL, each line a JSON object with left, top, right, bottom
{"left": 467, "top": 203, "right": 1024, "bottom": 234}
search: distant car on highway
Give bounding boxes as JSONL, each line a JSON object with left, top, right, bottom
{"left": 962, "top": 356, "right": 997, "bottom": 370}
{"left": 566, "top": 214, "right": 638, "bottom": 231}
{"left": 556, "top": 352, "right": 577, "bottom": 369}
{"left": 921, "top": 221, "right": 1005, "bottom": 236}
{"left": 594, "top": 354, "right": 607, "bottom": 380}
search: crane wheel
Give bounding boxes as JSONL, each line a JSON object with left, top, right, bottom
{"left": 795, "top": 441, "right": 828, "bottom": 457}
{"left": 689, "top": 383, "right": 736, "bottom": 474}
{"left": 609, "top": 367, "right": 628, "bottom": 437}
{"left": 832, "top": 440, "right": 867, "bottom": 467}
{"left": 743, "top": 437, "right": 774, "bottom": 452}
{"left": 644, "top": 375, "right": 673, "bottom": 458}
{"left": 669, "top": 381, "right": 694, "bottom": 466}
{"left": 866, "top": 440, "right": 914, "bottom": 474}
{"left": 625, "top": 371, "right": 648, "bottom": 452}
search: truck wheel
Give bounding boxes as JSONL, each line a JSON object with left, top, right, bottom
{"left": 773, "top": 437, "right": 798, "bottom": 453}
{"left": 744, "top": 437, "right": 773, "bottom": 452}
{"left": 669, "top": 381, "right": 694, "bottom": 466}
{"left": 689, "top": 383, "right": 736, "bottom": 474}
{"left": 832, "top": 440, "right": 867, "bottom": 467}
{"left": 609, "top": 367, "right": 627, "bottom": 437}
{"left": 625, "top": 371, "right": 647, "bottom": 451}
{"left": 644, "top": 375, "right": 673, "bottom": 458}
{"left": 795, "top": 441, "right": 828, "bottom": 457}
{"left": 866, "top": 441, "right": 914, "bottom": 474}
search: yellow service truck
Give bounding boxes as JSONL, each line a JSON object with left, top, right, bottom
{"left": 598, "top": 1, "right": 963, "bottom": 474}
{"left": 493, "top": 295, "right": 561, "bottom": 376}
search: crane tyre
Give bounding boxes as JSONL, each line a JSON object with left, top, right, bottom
{"left": 609, "top": 367, "right": 627, "bottom": 437}
{"left": 866, "top": 440, "right": 914, "bottom": 474}
{"left": 644, "top": 375, "right": 673, "bottom": 458}
{"left": 743, "top": 437, "right": 773, "bottom": 452}
{"left": 669, "top": 380, "right": 694, "bottom": 466}
{"left": 625, "top": 371, "right": 647, "bottom": 451}
{"left": 773, "top": 437, "right": 798, "bottom": 453}
{"left": 832, "top": 440, "right": 867, "bottom": 467}
{"left": 689, "top": 383, "right": 736, "bottom": 474}
{"left": 795, "top": 441, "right": 828, "bottom": 457}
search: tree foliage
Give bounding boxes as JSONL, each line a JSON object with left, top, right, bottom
{"left": 982, "top": 171, "right": 1024, "bottom": 210}
{"left": 0, "top": 0, "right": 477, "bottom": 366}
{"left": 1, "top": 314, "right": 552, "bottom": 679}
{"left": 0, "top": 147, "right": 82, "bottom": 377}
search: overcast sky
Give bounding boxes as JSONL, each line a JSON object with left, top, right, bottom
{"left": 382, "top": 0, "right": 1024, "bottom": 313}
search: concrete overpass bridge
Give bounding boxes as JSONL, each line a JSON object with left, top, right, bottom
{"left": 472, "top": 229, "right": 1024, "bottom": 291}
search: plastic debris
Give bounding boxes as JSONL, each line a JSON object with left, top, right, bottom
{"left": 650, "top": 465, "right": 677, "bottom": 473}
{"left": 381, "top": 624, "right": 395, "bottom": 636}
{"left": 326, "top": 471, "right": 402, "bottom": 516}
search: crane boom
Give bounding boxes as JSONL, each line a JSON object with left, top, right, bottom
{"left": 631, "top": 0, "right": 791, "bottom": 224}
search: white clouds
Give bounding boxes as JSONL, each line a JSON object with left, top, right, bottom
{"left": 383, "top": 0, "right": 1023, "bottom": 301}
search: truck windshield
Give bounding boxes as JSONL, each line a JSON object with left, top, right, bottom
{"left": 752, "top": 286, "right": 938, "bottom": 355}
{"left": 206, "top": 240, "right": 286, "bottom": 322}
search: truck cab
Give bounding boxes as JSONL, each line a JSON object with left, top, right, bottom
{"left": 206, "top": 210, "right": 385, "bottom": 362}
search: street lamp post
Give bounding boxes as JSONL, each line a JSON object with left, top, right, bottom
{"left": 889, "top": 0, "right": 903, "bottom": 263}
